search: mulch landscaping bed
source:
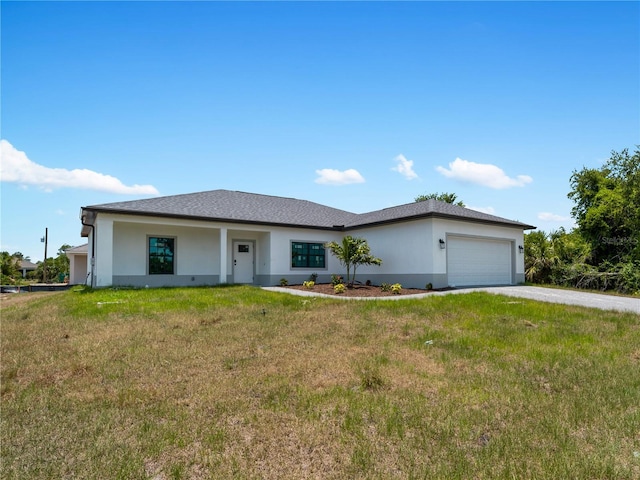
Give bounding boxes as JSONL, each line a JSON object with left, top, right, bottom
{"left": 281, "top": 283, "right": 435, "bottom": 297}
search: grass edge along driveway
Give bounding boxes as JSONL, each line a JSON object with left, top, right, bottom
{"left": 264, "top": 284, "right": 640, "bottom": 314}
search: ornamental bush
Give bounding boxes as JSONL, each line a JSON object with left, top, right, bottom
{"left": 325, "top": 236, "right": 382, "bottom": 286}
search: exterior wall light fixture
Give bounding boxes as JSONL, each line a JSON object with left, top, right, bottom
{"left": 439, "top": 239, "right": 446, "bottom": 249}
{"left": 518, "top": 245, "right": 524, "bottom": 254}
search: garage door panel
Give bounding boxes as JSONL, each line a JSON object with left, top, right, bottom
{"left": 447, "top": 237, "right": 512, "bottom": 287}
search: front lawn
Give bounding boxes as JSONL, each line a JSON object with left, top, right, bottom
{"left": 1, "top": 286, "right": 639, "bottom": 479}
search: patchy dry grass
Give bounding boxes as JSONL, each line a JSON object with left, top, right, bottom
{"left": 1, "top": 286, "right": 639, "bottom": 479}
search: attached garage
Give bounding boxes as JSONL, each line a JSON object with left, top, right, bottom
{"left": 447, "top": 236, "right": 513, "bottom": 287}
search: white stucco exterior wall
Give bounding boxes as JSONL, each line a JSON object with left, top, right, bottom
{"left": 268, "top": 227, "right": 343, "bottom": 277}
{"left": 112, "top": 221, "right": 219, "bottom": 276}
{"left": 94, "top": 215, "right": 113, "bottom": 287}
{"left": 349, "top": 220, "right": 434, "bottom": 277}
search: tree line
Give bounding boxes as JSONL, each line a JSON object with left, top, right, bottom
{"left": 1, "top": 245, "right": 72, "bottom": 285}
{"left": 525, "top": 147, "right": 639, "bottom": 294}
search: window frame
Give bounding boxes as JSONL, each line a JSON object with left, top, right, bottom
{"left": 290, "top": 241, "right": 327, "bottom": 270}
{"left": 148, "top": 236, "right": 176, "bottom": 275}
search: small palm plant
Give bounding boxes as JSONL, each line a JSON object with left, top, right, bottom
{"left": 325, "top": 236, "right": 382, "bottom": 287}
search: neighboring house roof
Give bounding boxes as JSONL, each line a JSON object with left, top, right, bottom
{"left": 81, "top": 189, "right": 536, "bottom": 233}
{"left": 17, "top": 259, "right": 38, "bottom": 270}
{"left": 64, "top": 244, "right": 88, "bottom": 255}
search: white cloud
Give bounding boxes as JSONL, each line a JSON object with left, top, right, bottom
{"left": 391, "top": 154, "right": 419, "bottom": 180}
{"left": 0, "top": 139, "right": 159, "bottom": 195}
{"left": 436, "top": 157, "right": 532, "bottom": 189}
{"left": 538, "top": 212, "right": 570, "bottom": 222}
{"left": 314, "top": 168, "right": 365, "bottom": 185}
{"left": 468, "top": 205, "right": 496, "bottom": 215}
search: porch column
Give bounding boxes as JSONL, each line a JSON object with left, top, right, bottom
{"left": 94, "top": 217, "right": 113, "bottom": 287}
{"left": 219, "top": 227, "right": 227, "bottom": 284}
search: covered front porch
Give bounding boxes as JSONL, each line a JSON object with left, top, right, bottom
{"left": 87, "top": 214, "right": 273, "bottom": 288}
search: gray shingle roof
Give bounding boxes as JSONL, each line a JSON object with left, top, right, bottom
{"left": 350, "top": 198, "right": 535, "bottom": 229}
{"left": 83, "top": 189, "right": 535, "bottom": 230}
{"left": 84, "top": 190, "right": 358, "bottom": 229}
{"left": 18, "top": 259, "right": 38, "bottom": 270}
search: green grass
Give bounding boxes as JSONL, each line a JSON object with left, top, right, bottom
{"left": 1, "top": 286, "right": 639, "bottom": 479}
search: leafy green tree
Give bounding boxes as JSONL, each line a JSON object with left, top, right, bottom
{"left": 325, "top": 236, "right": 382, "bottom": 286}
{"left": 34, "top": 244, "right": 73, "bottom": 282}
{"left": 568, "top": 147, "right": 639, "bottom": 264}
{"left": 549, "top": 228, "right": 591, "bottom": 266}
{"left": 1, "top": 252, "right": 22, "bottom": 285}
{"left": 547, "top": 228, "right": 595, "bottom": 287}
{"left": 525, "top": 147, "right": 639, "bottom": 292}
{"left": 56, "top": 244, "right": 72, "bottom": 275}
{"left": 415, "top": 192, "right": 465, "bottom": 207}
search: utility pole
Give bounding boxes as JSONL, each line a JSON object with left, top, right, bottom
{"left": 41, "top": 227, "right": 48, "bottom": 283}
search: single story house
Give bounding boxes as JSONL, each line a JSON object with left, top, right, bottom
{"left": 17, "top": 259, "right": 38, "bottom": 278}
{"left": 79, "top": 189, "right": 535, "bottom": 289}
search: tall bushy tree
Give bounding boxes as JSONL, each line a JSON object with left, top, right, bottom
{"left": 568, "top": 147, "right": 639, "bottom": 264}
{"left": 325, "top": 236, "right": 382, "bottom": 286}
{"left": 524, "top": 146, "right": 639, "bottom": 293}
{"left": 414, "top": 192, "right": 465, "bottom": 207}
{"left": 1, "top": 252, "right": 21, "bottom": 284}
{"left": 550, "top": 228, "right": 591, "bottom": 266}
{"left": 34, "top": 244, "right": 72, "bottom": 283}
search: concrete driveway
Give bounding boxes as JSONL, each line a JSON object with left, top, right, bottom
{"left": 437, "top": 286, "right": 639, "bottom": 314}
{"left": 264, "top": 285, "right": 639, "bottom": 314}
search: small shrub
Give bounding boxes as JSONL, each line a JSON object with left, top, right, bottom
{"left": 426, "top": 282, "right": 433, "bottom": 290}
{"left": 365, "top": 279, "right": 372, "bottom": 286}
{"left": 303, "top": 281, "right": 315, "bottom": 289}
{"left": 333, "top": 283, "right": 346, "bottom": 294}
{"left": 391, "top": 283, "right": 402, "bottom": 294}
{"left": 331, "top": 274, "right": 344, "bottom": 286}
{"left": 380, "top": 283, "right": 391, "bottom": 292}
{"left": 309, "top": 272, "right": 318, "bottom": 282}
{"left": 279, "top": 278, "right": 288, "bottom": 286}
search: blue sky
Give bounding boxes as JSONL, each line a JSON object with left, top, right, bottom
{"left": 1, "top": 1, "right": 638, "bottom": 262}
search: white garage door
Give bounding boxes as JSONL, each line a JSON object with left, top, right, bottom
{"left": 447, "top": 236, "right": 512, "bottom": 287}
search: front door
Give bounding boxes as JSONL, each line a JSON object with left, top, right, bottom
{"left": 233, "top": 241, "right": 254, "bottom": 284}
